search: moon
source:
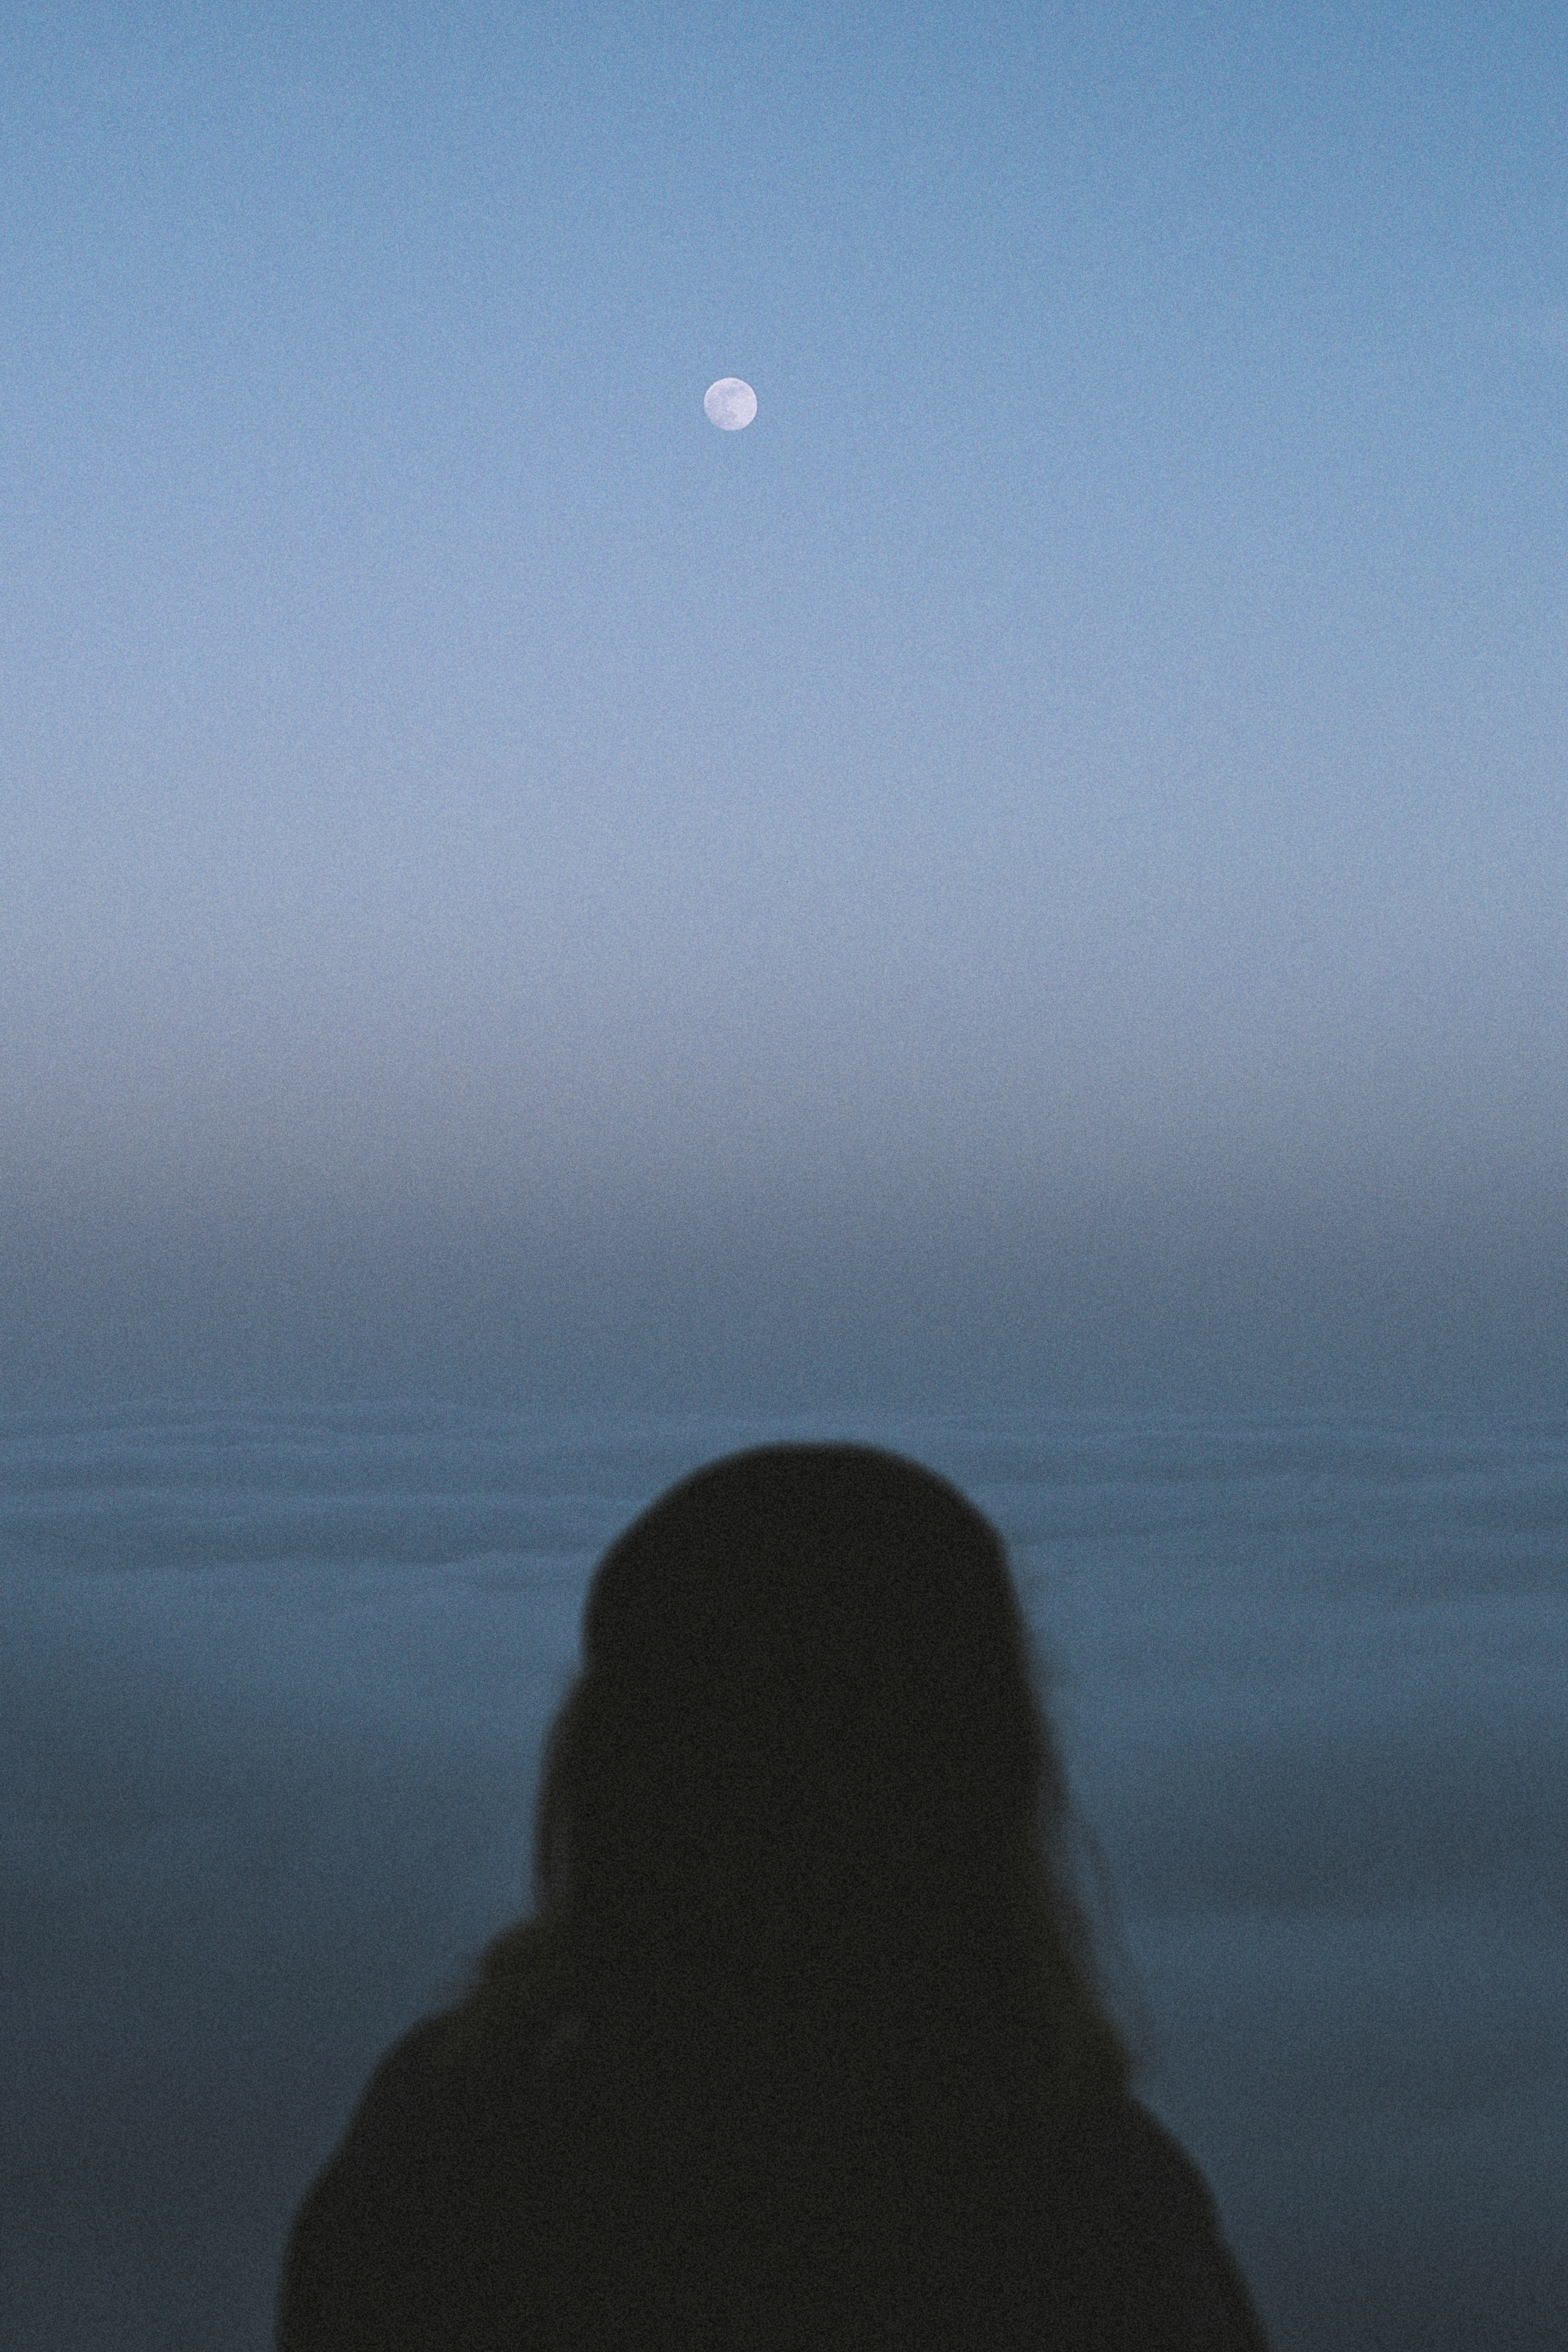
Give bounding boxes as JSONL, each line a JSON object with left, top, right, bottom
{"left": 703, "top": 377, "right": 757, "bottom": 430}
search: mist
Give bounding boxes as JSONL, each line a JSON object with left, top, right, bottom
{"left": 6, "top": 1150, "right": 1563, "bottom": 1417}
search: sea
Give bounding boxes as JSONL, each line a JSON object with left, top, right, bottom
{"left": 3, "top": 1396, "right": 1564, "bottom": 2351}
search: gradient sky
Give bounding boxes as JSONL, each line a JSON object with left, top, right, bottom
{"left": 4, "top": 2, "right": 1565, "bottom": 1410}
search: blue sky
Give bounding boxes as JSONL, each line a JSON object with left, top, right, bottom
{"left": 3, "top": 2, "right": 1565, "bottom": 1409}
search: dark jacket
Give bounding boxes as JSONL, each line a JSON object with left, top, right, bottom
{"left": 277, "top": 2006, "right": 1272, "bottom": 2351}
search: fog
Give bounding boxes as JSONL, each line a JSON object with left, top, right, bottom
{"left": 5, "top": 1151, "right": 1565, "bottom": 1418}
{"left": 5, "top": 1404, "right": 1565, "bottom": 2349}
{"left": 5, "top": 13, "right": 1565, "bottom": 2347}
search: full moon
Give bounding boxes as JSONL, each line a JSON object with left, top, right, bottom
{"left": 703, "top": 377, "right": 757, "bottom": 430}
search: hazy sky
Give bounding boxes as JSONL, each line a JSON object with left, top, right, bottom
{"left": 4, "top": 2, "right": 1565, "bottom": 1409}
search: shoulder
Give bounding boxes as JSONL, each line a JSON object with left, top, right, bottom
{"left": 1051, "top": 2096, "right": 1272, "bottom": 2351}
{"left": 351, "top": 2009, "right": 456, "bottom": 2116}
{"left": 275, "top": 2008, "right": 532, "bottom": 2352}
{"left": 1080, "top": 2095, "right": 1226, "bottom": 2218}
{"left": 315, "top": 2013, "right": 462, "bottom": 2186}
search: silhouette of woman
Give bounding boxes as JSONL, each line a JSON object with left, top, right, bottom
{"left": 277, "top": 1442, "right": 1272, "bottom": 2349}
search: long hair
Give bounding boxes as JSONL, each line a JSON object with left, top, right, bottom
{"left": 433, "top": 1443, "right": 1163, "bottom": 2330}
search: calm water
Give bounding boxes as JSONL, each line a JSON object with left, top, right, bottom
{"left": 4, "top": 1398, "right": 1565, "bottom": 2350}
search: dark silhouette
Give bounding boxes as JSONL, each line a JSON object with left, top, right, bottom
{"left": 277, "top": 1443, "right": 1271, "bottom": 2349}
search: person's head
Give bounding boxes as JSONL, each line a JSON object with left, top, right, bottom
{"left": 442, "top": 1441, "right": 1157, "bottom": 2136}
